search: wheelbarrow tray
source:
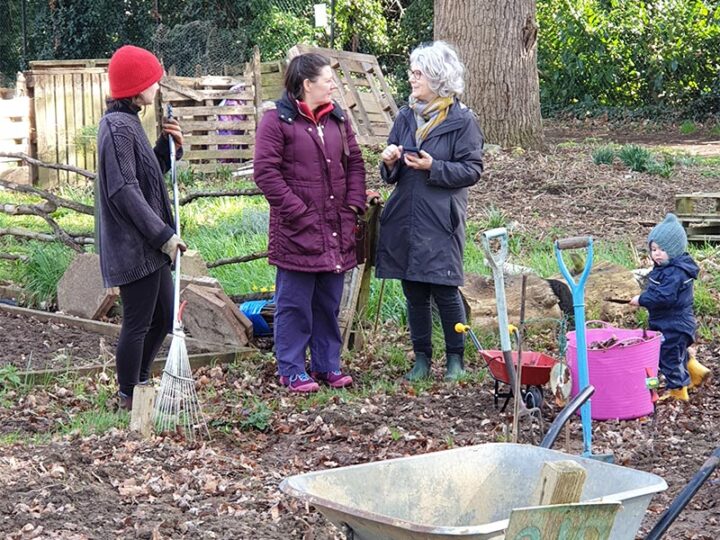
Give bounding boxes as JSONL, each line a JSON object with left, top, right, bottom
{"left": 280, "top": 443, "right": 666, "bottom": 540}
{"left": 479, "top": 350, "right": 555, "bottom": 386}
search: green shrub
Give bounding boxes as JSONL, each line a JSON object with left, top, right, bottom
{"left": 679, "top": 120, "right": 698, "bottom": 134}
{"left": 592, "top": 145, "right": 616, "bottom": 165}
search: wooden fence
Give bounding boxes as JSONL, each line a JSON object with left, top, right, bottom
{"left": 25, "top": 59, "right": 157, "bottom": 187}
{"left": 7, "top": 46, "right": 397, "bottom": 186}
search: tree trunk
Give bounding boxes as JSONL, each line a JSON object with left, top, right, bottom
{"left": 434, "top": 0, "right": 544, "bottom": 149}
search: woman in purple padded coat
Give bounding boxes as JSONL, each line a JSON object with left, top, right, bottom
{"left": 253, "top": 53, "right": 366, "bottom": 393}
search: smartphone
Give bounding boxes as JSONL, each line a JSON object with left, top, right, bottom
{"left": 403, "top": 145, "right": 420, "bottom": 155}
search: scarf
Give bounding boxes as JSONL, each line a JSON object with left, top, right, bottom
{"left": 410, "top": 95, "right": 454, "bottom": 143}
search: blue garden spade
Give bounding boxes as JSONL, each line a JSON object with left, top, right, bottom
{"left": 554, "top": 235, "right": 613, "bottom": 462}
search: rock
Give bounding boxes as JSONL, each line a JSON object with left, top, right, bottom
{"left": 550, "top": 261, "right": 640, "bottom": 322}
{"left": 460, "top": 273, "right": 561, "bottom": 331}
{"left": 57, "top": 253, "right": 118, "bottom": 320}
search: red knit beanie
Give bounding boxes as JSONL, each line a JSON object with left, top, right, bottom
{"left": 108, "top": 45, "right": 164, "bottom": 99}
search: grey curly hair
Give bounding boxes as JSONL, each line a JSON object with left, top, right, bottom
{"left": 409, "top": 41, "right": 465, "bottom": 97}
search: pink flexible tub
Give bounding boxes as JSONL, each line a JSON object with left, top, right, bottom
{"left": 567, "top": 322, "right": 661, "bottom": 420}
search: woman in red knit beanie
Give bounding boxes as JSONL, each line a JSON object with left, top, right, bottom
{"left": 96, "top": 45, "right": 186, "bottom": 411}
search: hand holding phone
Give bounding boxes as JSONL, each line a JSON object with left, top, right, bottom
{"left": 403, "top": 146, "right": 420, "bottom": 155}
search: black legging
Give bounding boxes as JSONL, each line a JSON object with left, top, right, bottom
{"left": 401, "top": 279, "right": 466, "bottom": 358}
{"left": 116, "top": 265, "right": 173, "bottom": 396}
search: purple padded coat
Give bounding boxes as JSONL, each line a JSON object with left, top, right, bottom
{"left": 254, "top": 93, "right": 366, "bottom": 273}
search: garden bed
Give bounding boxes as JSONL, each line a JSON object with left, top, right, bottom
{"left": 0, "top": 305, "right": 244, "bottom": 374}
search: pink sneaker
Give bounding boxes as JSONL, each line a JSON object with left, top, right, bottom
{"left": 311, "top": 370, "right": 353, "bottom": 389}
{"left": 279, "top": 372, "right": 320, "bottom": 393}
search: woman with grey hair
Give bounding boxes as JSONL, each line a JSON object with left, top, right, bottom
{"left": 375, "top": 41, "right": 484, "bottom": 382}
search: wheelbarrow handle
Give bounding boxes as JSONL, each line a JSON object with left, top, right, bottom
{"left": 555, "top": 236, "right": 592, "bottom": 250}
{"left": 645, "top": 447, "right": 720, "bottom": 540}
{"left": 539, "top": 385, "right": 595, "bottom": 450}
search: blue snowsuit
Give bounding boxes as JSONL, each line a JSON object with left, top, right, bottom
{"left": 638, "top": 253, "right": 699, "bottom": 389}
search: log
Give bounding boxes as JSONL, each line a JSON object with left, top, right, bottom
{"left": 179, "top": 188, "right": 262, "bottom": 205}
{"left": 206, "top": 250, "right": 268, "bottom": 268}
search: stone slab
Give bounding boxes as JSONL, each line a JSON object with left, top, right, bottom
{"left": 57, "top": 253, "right": 118, "bottom": 320}
{"left": 181, "top": 284, "right": 253, "bottom": 347}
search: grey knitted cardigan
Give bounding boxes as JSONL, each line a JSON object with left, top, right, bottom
{"left": 95, "top": 104, "right": 180, "bottom": 287}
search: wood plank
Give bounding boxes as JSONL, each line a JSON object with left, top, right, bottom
{"left": 63, "top": 73, "right": 78, "bottom": 181}
{"left": 71, "top": 73, "right": 85, "bottom": 172}
{"left": 182, "top": 149, "right": 254, "bottom": 160}
{"left": 688, "top": 234, "right": 720, "bottom": 242}
{"left": 0, "top": 122, "right": 30, "bottom": 140}
{"left": 677, "top": 213, "right": 720, "bottom": 220}
{"left": 252, "top": 45, "right": 262, "bottom": 125}
{"left": 675, "top": 192, "right": 720, "bottom": 199}
{"left": 0, "top": 97, "right": 30, "bottom": 116}
{"left": 185, "top": 134, "right": 255, "bottom": 145}
{"left": 171, "top": 105, "right": 255, "bottom": 117}
{"left": 339, "top": 59, "right": 372, "bottom": 137}
{"left": 505, "top": 502, "right": 620, "bottom": 540}
{"left": 82, "top": 73, "right": 96, "bottom": 174}
{"left": 367, "top": 62, "right": 399, "bottom": 116}
{"left": 90, "top": 73, "right": 107, "bottom": 170}
{"left": 161, "top": 88, "right": 254, "bottom": 102}
{"left": 30, "top": 59, "right": 110, "bottom": 68}
{"left": 55, "top": 73, "right": 69, "bottom": 184}
{"left": 181, "top": 119, "right": 255, "bottom": 131}
{"left": 290, "top": 44, "right": 380, "bottom": 64}
{"left": 130, "top": 385, "right": 157, "bottom": 437}
{"left": 181, "top": 161, "right": 252, "bottom": 173}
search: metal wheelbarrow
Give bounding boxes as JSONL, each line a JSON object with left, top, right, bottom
{"left": 281, "top": 410, "right": 720, "bottom": 539}
{"left": 456, "top": 322, "right": 555, "bottom": 411}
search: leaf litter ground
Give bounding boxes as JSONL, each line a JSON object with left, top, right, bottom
{"left": 1, "top": 127, "right": 719, "bottom": 539}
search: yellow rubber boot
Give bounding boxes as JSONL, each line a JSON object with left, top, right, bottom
{"left": 687, "top": 355, "right": 711, "bottom": 389}
{"left": 659, "top": 387, "right": 689, "bottom": 402}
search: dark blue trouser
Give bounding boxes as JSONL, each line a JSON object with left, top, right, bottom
{"left": 117, "top": 265, "right": 173, "bottom": 396}
{"left": 401, "top": 280, "right": 466, "bottom": 358}
{"left": 274, "top": 268, "right": 345, "bottom": 377}
{"left": 658, "top": 330, "right": 692, "bottom": 389}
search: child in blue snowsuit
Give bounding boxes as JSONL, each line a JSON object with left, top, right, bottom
{"left": 630, "top": 213, "right": 709, "bottom": 401}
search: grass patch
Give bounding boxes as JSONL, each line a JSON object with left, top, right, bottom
{"left": 56, "top": 409, "right": 129, "bottom": 437}
{"left": 591, "top": 145, "right": 616, "bottom": 165}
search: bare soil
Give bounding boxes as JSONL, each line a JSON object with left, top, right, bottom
{"left": 0, "top": 309, "right": 214, "bottom": 372}
{"left": 0, "top": 127, "right": 719, "bottom": 539}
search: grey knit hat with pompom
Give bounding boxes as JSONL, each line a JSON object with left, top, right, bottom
{"left": 648, "top": 213, "right": 687, "bottom": 259}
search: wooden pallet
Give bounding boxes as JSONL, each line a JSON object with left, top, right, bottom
{"left": 160, "top": 75, "right": 256, "bottom": 173}
{"left": 288, "top": 45, "right": 398, "bottom": 146}
{"left": 675, "top": 192, "right": 720, "bottom": 242}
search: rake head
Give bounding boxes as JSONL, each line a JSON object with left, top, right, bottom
{"left": 153, "top": 330, "right": 209, "bottom": 442}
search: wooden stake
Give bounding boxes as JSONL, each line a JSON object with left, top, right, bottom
{"left": 130, "top": 385, "right": 157, "bottom": 438}
{"left": 533, "top": 460, "right": 588, "bottom": 505}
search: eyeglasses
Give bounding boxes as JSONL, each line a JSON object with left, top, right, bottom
{"left": 407, "top": 70, "right": 423, "bottom": 80}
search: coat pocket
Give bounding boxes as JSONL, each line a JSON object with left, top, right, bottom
{"left": 279, "top": 207, "right": 324, "bottom": 256}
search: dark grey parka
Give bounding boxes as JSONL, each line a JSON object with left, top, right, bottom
{"left": 375, "top": 100, "right": 484, "bottom": 286}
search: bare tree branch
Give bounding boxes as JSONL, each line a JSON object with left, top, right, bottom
{"left": 0, "top": 179, "right": 94, "bottom": 215}
{"left": 207, "top": 250, "right": 268, "bottom": 268}
{"left": 0, "top": 253, "right": 29, "bottom": 263}
{"left": 0, "top": 152, "right": 95, "bottom": 180}
{"left": 1, "top": 201, "right": 57, "bottom": 216}
{"left": 0, "top": 227, "right": 93, "bottom": 246}
{"left": 179, "top": 188, "right": 263, "bottom": 205}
